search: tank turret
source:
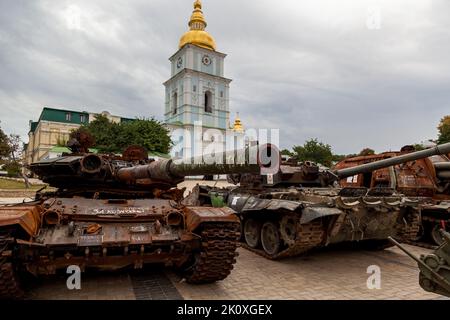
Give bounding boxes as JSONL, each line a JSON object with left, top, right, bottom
{"left": 229, "top": 142, "right": 450, "bottom": 189}
{"left": 29, "top": 145, "right": 266, "bottom": 196}
{"left": 334, "top": 143, "right": 450, "bottom": 180}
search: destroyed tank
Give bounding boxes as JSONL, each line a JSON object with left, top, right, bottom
{"left": 0, "top": 145, "right": 262, "bottom": 299}
{"left": 209, "top": 142, "right": 450, "bottom": 259}
{"left": 335, "top": 145, "right": 450, "bottom": 245}
{"left": 389, "top": 234, "right": 450, "bottom": 298}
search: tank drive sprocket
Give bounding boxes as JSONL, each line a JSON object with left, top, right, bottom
{"left": 398, "top": 210, "right": 421, "bottom": 242}
{"left": 279, "top": 215, "right": 298, "bottom": 247}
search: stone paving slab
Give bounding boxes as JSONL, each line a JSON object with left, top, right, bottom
{"left": 24, "top": 244, "right": 446, "bottom": 300}
{"left": 130, "top": 268, "right": 183, "bottom": 300}
{"left": 169, "top": 244, "right": 443, "bottom": 300}
{"left": 26, "top": 271, "right": 136, "bottom": 300}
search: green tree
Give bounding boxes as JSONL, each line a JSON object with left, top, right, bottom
{"left": 4, "top": 161, "right": 21, "bottom": 177}
{"left": 438, "top": 116, "right": 450, "bottom": 144}
{"left": 359, "top": 148, "right": 375, "bottom": 156}
{"left": 119, "top": 119, "right": 172, "bottom": 154}
{"left": 80, "top": 114, "right": 118, "bottom": 152}
{"left": 0, "top": 123, "right": 11, "bottom": 159}
{"left": 413, "top": 144, "right": 426, "bottom": 151}
{"left": 293, "top": 138, "right": 333, "bottom": 167}
{"left": 8, "top": 134, "right": 22, "bottom": 162}
{"left": 5, "top": 134, "right": 23, "bottom": 178}
{"left": 77, "top": 115, "right": 171, "bottom": 154}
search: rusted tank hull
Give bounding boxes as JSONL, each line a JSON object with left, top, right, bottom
{"left": 335, "top": 150, "right": 450, "bottom": 245}
{"left": 0, "top": 197, "right": 240, "bottom": 299}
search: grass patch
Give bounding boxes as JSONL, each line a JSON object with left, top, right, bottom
{"left": 0, "top": 178, "right": 46, "bottom": 190}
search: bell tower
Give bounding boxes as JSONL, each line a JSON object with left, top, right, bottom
{"left": 164, "top": 0, "right": 231, "bottom": 159}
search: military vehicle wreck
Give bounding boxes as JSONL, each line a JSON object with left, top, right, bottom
{"left": 335, "top": 145, "right": 450, "bottom": 245}
{"left": 210, "top": 143, "right": 450, "bottom": 259}
{"left": 0, "top": 145, "right": 262, "bottom": 299}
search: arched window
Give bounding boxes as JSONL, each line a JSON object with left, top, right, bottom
{"left": 204, "top": 91, "right": 212, "bottom": 113}
{"left": 172, "top": 92, "right": 178, "bottom": 115}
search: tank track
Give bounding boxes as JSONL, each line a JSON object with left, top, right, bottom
{"left": 0, "top": 231, "right": 23, "bottom": 299}
{"left": 395, "top": 212, "right": 441, "bottom": 249}
{"left": 242, "top": 220, "right": 324, "bottom": 260}
{"left": 398, "top": 212, "right": 421, "bottom": 242}
{"left": 185, "top": 223, "right": 240, "bottom": 284}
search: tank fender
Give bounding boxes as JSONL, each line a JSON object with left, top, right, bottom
{"left": 227, "top": 194, "right": 251, "bottom": 212}
{"left": 183, "top": 206, "right": 239, "bottom": 232}
{"left": 0, "top": 205, "right": 42, "bottom": 237}
{"left": 234, "top": 197, "right": 303, "bottom": 213}
{"left": 300, "top": 206, "right": 344, "bottom": 224}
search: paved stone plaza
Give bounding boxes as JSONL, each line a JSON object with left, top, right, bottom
{"left": 24, "top": 244, "right": 444, "bottom": 300}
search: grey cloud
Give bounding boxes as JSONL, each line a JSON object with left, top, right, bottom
{"left": 0, "top": 0, "right": 449, "bottom": 155}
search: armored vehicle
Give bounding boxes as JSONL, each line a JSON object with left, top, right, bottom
{"left": 0, "top": 145, "right": 261, "bottom": 299}
{"left": 389, "top": 235, "right": 450, "bottom": 298}
{"left": 335, "top": 145, "right": 450, "bottom": 245}
{"left": 214, "top": 143, "right": 450, "bottom": 259}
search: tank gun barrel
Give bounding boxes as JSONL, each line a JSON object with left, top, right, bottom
{"left": 334, "top": 142, "right": 450, "bottom": 179}
{"left": 116, "top": 158, "right": 260, "bottom": 184}
{"left": 116, "top": 144, "right": 277, "bottom": 184}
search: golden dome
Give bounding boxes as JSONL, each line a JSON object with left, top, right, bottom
{"left": 179, "top": 0, "right": 216, "bottom": 51}
{"left": 232, "top": 113, "right": 244, "bottom": 133}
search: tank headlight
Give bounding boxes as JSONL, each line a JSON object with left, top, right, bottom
{"left": 167, "top": 211, "right": 184, "bottom": 227}
{"left": 43, "top": 210, "right": 60, "bottom": 225}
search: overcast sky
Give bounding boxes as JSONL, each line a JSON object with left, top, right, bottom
{"left": 0, "top": 0, "right": 449, "bottom": 154}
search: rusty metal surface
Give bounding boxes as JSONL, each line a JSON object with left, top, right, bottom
{"left": 334, "top": 147, "right": 450, "bottom": 245}
{"left": 0, "top": 196, "right": 242, "bottom": 283}
{"left": 42, "top": 198, "right": 178, "bottom": 222}
{"left": 0, "top": 205, "right": 42, "bottom": 236}
{"left": 184, "top": 206, "right": 238, "bottom": 231}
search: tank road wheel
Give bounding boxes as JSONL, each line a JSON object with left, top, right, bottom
{"left": 280, "top": 215, "right": 297, "bottom": 247}
{"left": 183, "top": 223, "right": 240, "bottom": 284}
{"left": 431, "top": 224, "right": 445, "bottom": 246}
{"left": 261, "top": 221, "right": 282, "bottom": 257}
{"left": 243, "top": 219, "right": 262, "bottom": 249}
{"left": 0, "top": 231, "right": 24, "bottom": 299}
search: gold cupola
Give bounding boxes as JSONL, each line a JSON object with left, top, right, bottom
{"left": 179, "top": 0, "right": 217, "bottom": 51}
{"left": 232, "top": 113, "right": 244, "bottom": 133}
